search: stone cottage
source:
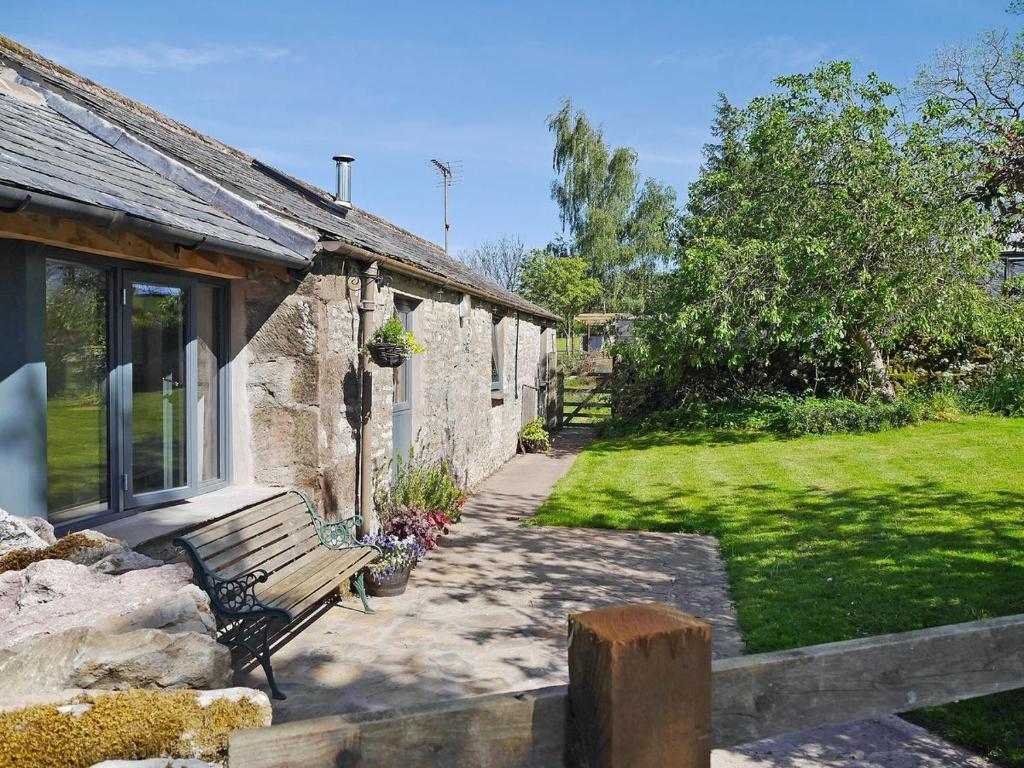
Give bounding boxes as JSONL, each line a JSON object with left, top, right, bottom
{"left": 0, "top": 36, "right": 559, "bottom": 536}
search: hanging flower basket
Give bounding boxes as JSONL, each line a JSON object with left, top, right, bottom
{"left": 366, "top": 315, "right": 426, "bottom": 368}
{"left": 368, "top": 342, "right": 408, "bottom": 368}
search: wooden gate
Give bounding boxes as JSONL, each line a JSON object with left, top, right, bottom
{"left": 559, "top": 371, "right": 612, "bottom": 426}
{"left": 229, "top": 603, "right": 1024, "bottom": 767}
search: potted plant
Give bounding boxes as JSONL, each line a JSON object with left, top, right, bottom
{"left": 519, "top": 418, "right": 552, "bottom": 453}
{"left": 367, "top": 316, "right": 425, "bottom": 368}
{"left": 359, "top": 533, "right": 425, "bottom": 596}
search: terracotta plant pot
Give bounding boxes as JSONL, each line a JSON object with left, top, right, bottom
{"left": 365, "top": 565, "right": 411, "bottom": 597}
{"left": 368, "top": 343, "right": 408, "bottom": 368}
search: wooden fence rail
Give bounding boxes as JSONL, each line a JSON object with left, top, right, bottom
{"left": 229, "top": 604, "right": 1024, "bottom": 768}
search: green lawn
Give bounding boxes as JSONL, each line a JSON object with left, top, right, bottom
{"left": 532, "top": 416, "right": 1024, "bottom": 765}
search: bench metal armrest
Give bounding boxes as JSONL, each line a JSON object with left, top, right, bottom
{"left": 173, "top": 536, "right": 281, "bottom": 619}
{"left": 208, "top": 569, "right": 272, "bottom": 614}
{"left": 293, "top": 489, "right": 364, "bottom": 550}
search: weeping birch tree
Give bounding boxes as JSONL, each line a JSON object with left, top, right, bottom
{"left": 547, "top": 99, "right": 677, "bottom": 313}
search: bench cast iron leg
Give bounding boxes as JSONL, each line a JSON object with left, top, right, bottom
{"left": 255, "top": 623, "right": 286, "bottom": 700}
{"left": 353, "top": 571, "right": 375, "bottom": 614}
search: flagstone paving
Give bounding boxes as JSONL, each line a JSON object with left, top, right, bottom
{"left": 238, "top": 425, "right": 990, "bottom": 767}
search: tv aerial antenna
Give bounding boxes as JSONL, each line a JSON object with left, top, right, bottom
{"left": 430, "top": 159, "right": 462, "bottom": 255}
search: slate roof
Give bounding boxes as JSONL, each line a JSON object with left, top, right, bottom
{"left": 0, "top": 87, "right": 299, "bottom": 262}
{"left": 0, "top": 36, "right": 559, "bottom": 323}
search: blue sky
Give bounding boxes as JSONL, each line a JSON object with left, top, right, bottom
{"left": 4, "top": 1, "right": 1017, "bottom": 255}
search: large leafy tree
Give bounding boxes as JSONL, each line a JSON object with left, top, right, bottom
{"left": 917, "top": 30, "right": 1024, "bottom": 242}
{"left": 519, "top": 250, "right": 601, "bottom": 348}
{"left": 654, "top": 62, "right": 996, "bottom": 400}
{"left": 547, "top": 99, "right": 677, "bottom": 312}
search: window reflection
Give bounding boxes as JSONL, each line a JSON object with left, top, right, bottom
{"left": 45, "top": 260, "right": 109, "bottom": 520}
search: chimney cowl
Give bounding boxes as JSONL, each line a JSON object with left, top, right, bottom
{"left": 333, "top": 155, "right": 354, "bottom": 207}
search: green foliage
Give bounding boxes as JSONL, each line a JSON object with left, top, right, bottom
{"left": 519, "top": 251, "right": 600, "bottom": 337}
{"left": 917, "top": 30, "right": 1024, "bottom": 242}
{"left": 371, "top": 316, "right": 425, "bottom": 353}
{"left": 376, "top": 451, "right": 467, "bottom": 525}
{"left": 963, "top": 360, "right": 1024, "bottom": 415}
{"left": 519, "top": 418, "right": 552, "bottom": 453}
{"left": 633, "top": 61, "right": 998, "bottom": 404}
{"left": 603, "top": 393, "right": 930, "bottom": 437}
{"left": 547, "top": 99, "right": 678, "bottom": 312}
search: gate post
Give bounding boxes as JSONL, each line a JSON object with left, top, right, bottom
{"left": 557, "top": 370, "right": 565, "bottom": 429}
{"left": 567, "top": 603, "right": 712, "bottom": 768}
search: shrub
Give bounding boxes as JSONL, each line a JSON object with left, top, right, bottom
{"left": 519, "top": 418, "right": 552, "bottom": 453}
{"left": 382, "top": 506, "right": 443, "bottom": 551}
{"left": 964, "top": 363, "right": 1024, "bottom": 416}
{"left": 377, "top": 452, "right": 467, "bottom": 524}
{"left": 773, "top": 397, "right": 922, "bottom": 435}
{"left": 603, "top": 393, "right": 937, "bottom": 437}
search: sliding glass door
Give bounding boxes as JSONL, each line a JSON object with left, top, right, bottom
{"left": 124, "top": 275, "right": 189, "bottom": 506}
{"left": 44, "top": 257, "right": 227, "bottom": 525}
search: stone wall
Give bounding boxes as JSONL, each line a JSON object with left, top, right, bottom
{"left": 233, "top": 255, "right": 554, "bottom": 515}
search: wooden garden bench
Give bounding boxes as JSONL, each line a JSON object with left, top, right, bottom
{"left": 173, "top": 489, "right": 379, "bottom": 700}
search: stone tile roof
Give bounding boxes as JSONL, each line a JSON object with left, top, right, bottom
{"left": 0, "top": 36, "right": 559, "bottom": 323}
{"left": 0, "top": 85, "right": 305, "bottom": 263}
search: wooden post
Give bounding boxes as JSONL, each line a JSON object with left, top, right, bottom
{"left": 567, "top": 603, "right": 712, "bottom": 768}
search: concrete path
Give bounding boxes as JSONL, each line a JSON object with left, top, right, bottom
{"left": 240, "top": 426, "right": 989, "bottom": 767}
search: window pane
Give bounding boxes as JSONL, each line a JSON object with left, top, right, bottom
{"left": 491, "top": 318, "right": 501, "bottom": 388}
{"left": 45, "top": 260, "right": 109, "bottom": 520}
{"left": 131, "top": 281, "right": 186, "bottom": 494}
{"left": 393, "top": 309, "right": 410, "bottom": 406}
{"left": 196, "top": 285, "right": 221, "bottom": 483}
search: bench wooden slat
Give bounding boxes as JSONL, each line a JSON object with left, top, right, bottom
{"left": 273, "top": 548, "right": 377, "bottom": 615}
{"left": 258, "top": 546, "right": 355, "bottom": 608}
{"left": 188, "top": 493, "right": 301, "bottom": 549}
{"left": 286, "top": 551, "right": 378, "bottom": 617}
{"left": 202, "top": 507, "right": 315, "bottom": 573}
{"left": 193, "top": 497, "right": 308, "bottom": 557}
{"left": 218, "top": 524, "right": 321, "bottom": 580}
{"left": 260, "top": 546, "right": 370, "bottom": 611}
{"left": 185, "top": 492, "right": 293, "bottom": 548}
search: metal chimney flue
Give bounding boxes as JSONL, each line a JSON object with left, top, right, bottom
{"left": 333, "top": 154, "right": 354, "bottom": 207}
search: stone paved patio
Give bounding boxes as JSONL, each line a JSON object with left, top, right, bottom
{"left": 238, "top": 426, "right": 990, "bottom": 767}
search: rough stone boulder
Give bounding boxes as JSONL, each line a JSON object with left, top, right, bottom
{"left": 90, "top": 550, "right": 164, "bottom": 575}
{"left": 0, "top": 560, "right": 227, "bottom": 709}
{"left": 0, "top": 559, "right": 215, "bottom": 649}
{"left": 63, "top": 529, "right": 131, "bottom": 566}
{"left": 0, "top": 509, "right": 48, "bottom": 557}
{"left": 90, "top": 760, "right": 220, "bottom": 768}
{"left": 0, "top": 626, "right": 231, "bottom": 696}
{"left": 23, "top": 516, "right": 56, "bottom": 546}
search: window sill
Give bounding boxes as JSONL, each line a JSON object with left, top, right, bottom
{"left": 490, "top": 388, "right": 506, "bottom": 403}
{"left": 93, "top": 485, "right": 284, "bottom": 547}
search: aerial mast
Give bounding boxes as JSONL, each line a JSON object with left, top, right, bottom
{"left": 430, "top": 159, "right": 460, "bottom": 255}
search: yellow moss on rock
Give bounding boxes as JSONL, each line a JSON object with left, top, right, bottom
{"left": 0, "top": 533, "right": 99, "bottom": 574}
{"left": 0, "top": 689, "right": 266, "bottom": 768}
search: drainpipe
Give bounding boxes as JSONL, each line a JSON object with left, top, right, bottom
{"left": 357, "top": 261, "right": 379, "bottom": 536}
{"left": 514, "top": 312, "right": 520, "bottom": 400}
